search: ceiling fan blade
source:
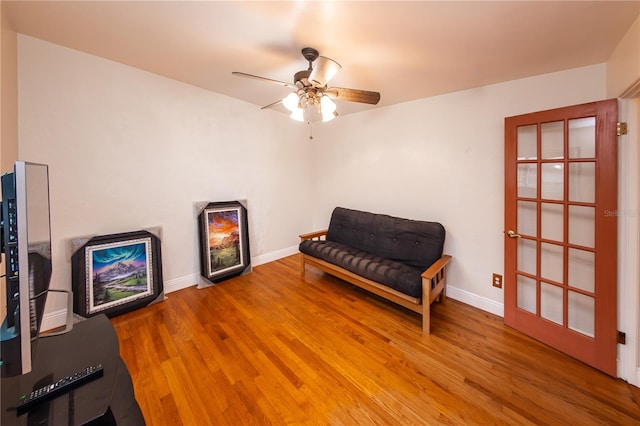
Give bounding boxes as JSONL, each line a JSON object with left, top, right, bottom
{"left": 232, "top": 72, "right": 297, "bottom": 89}
{"left": 260, "top": 99, "right": 283, "bottom": 110}
{"left": 308, "top": 56, "right": 341, "bottom": 87}
{"left": 325, "top": 87, "right": 381, "bottom": 105}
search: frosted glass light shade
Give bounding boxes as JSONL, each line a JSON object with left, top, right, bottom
{"left": 290, "top": 108, "right": 304, "bottom": 122}
{"left": 320, "top": 96, "right": 337, "bottom": 122}
{"left": 283, "top": 92, "right": 300, "bottom": 112}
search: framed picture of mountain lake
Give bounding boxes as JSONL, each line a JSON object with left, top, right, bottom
{"left": 198, "top": 201, "right": 250, "bottom": 283}
{"left": 72, "top": 230, "right": 164, "bottom": 318}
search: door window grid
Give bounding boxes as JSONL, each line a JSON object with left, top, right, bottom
{"left": 515, "top": 118, "right": 597, "bottom": 336}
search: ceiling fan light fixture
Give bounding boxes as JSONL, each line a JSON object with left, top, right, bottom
{"left": 320, "top": 96, "right": 338, "bottom": 122}
{"left": 320, "top": 96, "right": 337, "bottom": 113}
{"left": 282, "top": 92, "right": 300, "bottom": 112}
{"left": 290, "top": 108, "right": 305, "bottom": 122}
{"left": 322, "top": 110, "right": 338, "bottom": 123}
{"left": 233, "top": 47, "right": 380, "bottom": 125}
{"left": 309, "top": 56, "right": 342, "bottom": 87}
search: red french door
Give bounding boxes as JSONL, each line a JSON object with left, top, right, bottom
{"left": 504, "top": 99, "right": 618, "bottom": 376}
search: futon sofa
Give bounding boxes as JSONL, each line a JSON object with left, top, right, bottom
{"left": 299, "top": 207, "right": 451, "bottom": 334}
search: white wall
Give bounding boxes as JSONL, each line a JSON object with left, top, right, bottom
{"left": 18, "top": 35, "right": 314, "bottom": 317}
{"left": 311, "top": 64, "right": 607, "bottom": 314}
{"left": 1, "top": 1, "right": 18, "bottom": 174}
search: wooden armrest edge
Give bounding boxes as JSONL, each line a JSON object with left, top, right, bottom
{"left": 421, "top": 255, "right": 452, "bottom": 279}
{"left": 299, "top": 229, "right": 328, "bottom": 241}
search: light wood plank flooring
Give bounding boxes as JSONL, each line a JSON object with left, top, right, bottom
{"left": 111, "top": 254, "right": 640, "bottom": 425}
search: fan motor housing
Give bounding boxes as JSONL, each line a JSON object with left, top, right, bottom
{"left": 294, "top": 70, "right": 311, "bottom": 86}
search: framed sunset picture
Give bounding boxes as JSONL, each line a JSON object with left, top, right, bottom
{"left": 72, "top": 230, "right": 164, "bottom": 318}
{"left": 198, "top": 201, "right": 250, "bottom": 283}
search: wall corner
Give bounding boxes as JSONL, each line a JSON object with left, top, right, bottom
{"left": 607, "top": 16, "right": 640, "bottom": 98}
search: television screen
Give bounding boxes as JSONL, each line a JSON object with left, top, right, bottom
{"left": 0, "top": 161, "right": 53, "bottom": 377}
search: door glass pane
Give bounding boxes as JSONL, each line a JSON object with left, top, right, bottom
{"left": 540, "top": 242, "right": 563, "bottom": 283}
{"left": 541, "top": 283, "right": 563, "bottom": 325}
{"left": 569, "top": 162, "right": 595, "bottom": 203}
{"left": 541, "top": 163, "right": 563, "bottom": 200}
{"left": 568, "top": 205, "right": 595, "bottom": 248}
{"left": 568, "top": 291, "right": 595, "bottom": 338}
{"left": 517, "top": 164, "right": 537, "bottom": 198}
{"left": 541, "top": 203, "right": 563, "bottom": 242}
{"left": 569, "top": 117, "right": 595, "bottom": 159}
{"left": 568, "top": 248, "right": 595, "bottom": 293}
{"left": 517, "top": 275, "right": 537, "bottom": 314}
{"left": 517, "top": 125, "right": 537, "bottom": 160}
{"left": 541, "top": 121, "right": 564, "bottom": 159}
{"left": 517, "top": 201, "right": 537, "bottom": 237}
{"left": 517, "top": 238, "right": 537, "bottom": 275}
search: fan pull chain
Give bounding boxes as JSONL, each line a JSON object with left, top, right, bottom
{"left": 308, "top": 121, "right": 313, "bottom": 140}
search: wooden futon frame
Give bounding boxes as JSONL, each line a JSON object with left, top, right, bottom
{"left": 299, "top": 229, "right": 451, "bottom": 334}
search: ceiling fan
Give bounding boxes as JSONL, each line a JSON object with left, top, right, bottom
{"left": 232, "top": 47, "right": 381, "bottom": 123}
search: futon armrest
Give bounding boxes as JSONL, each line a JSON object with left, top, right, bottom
{"left": 421, "top": 255, "right": 452, "bottom": 280}
{"left": 299, "top": 229, "right": 328, "bottom": 242}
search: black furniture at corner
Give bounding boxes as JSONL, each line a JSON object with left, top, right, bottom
{"left": 1, "top": 314, "right": 144, "bottom": 426}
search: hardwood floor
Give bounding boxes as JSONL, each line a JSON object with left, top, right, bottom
{"left": 111, "top": 254, "right": 640, "bottom": 425}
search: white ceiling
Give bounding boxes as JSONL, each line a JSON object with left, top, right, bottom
{"left": 4, "top": 1, "right": 639, "bottom": 116}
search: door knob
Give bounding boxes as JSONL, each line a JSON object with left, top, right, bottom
{"left": 506, "top": 230, "right": 522, "bottom": 238}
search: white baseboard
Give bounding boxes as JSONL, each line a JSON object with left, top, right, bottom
{"left": 252, "top": 245, "right": 299, "bottom": 266}
{"left": 40, "top": 308, "right": 69, "bottom": 331}
{"left": 446, "top": 285, "right": 504, "bottom": 318}
{"left": 164, "top": 273, "right": 200, "bottom": 293}
{"left": 161, "top": 245, "right": 300, "bottom": 294}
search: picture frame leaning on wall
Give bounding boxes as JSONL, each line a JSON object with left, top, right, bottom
{"left": 71, "top": 230, "right": 164, "bottom": 318}
{"left": 198, "top": 201, "right": 250, "bottom": 284}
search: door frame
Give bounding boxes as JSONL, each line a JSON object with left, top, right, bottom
{"left": 617, "top": 96, "right": 640, "bottom": 385}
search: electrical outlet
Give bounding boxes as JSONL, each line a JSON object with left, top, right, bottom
{"left": 492, "top": 273, "right": 503, "bottom": 288}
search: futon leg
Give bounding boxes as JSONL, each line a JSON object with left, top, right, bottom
{"left": 422, "top": 299, "right": 431, "bottom": 335}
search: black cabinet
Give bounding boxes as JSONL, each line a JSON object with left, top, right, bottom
{"left": 1, "top": 314, "right": 144, "bottom": 425}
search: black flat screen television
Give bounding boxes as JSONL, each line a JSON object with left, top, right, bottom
{"left": 0, "top": 161, "right": 53, "bottom": 378}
